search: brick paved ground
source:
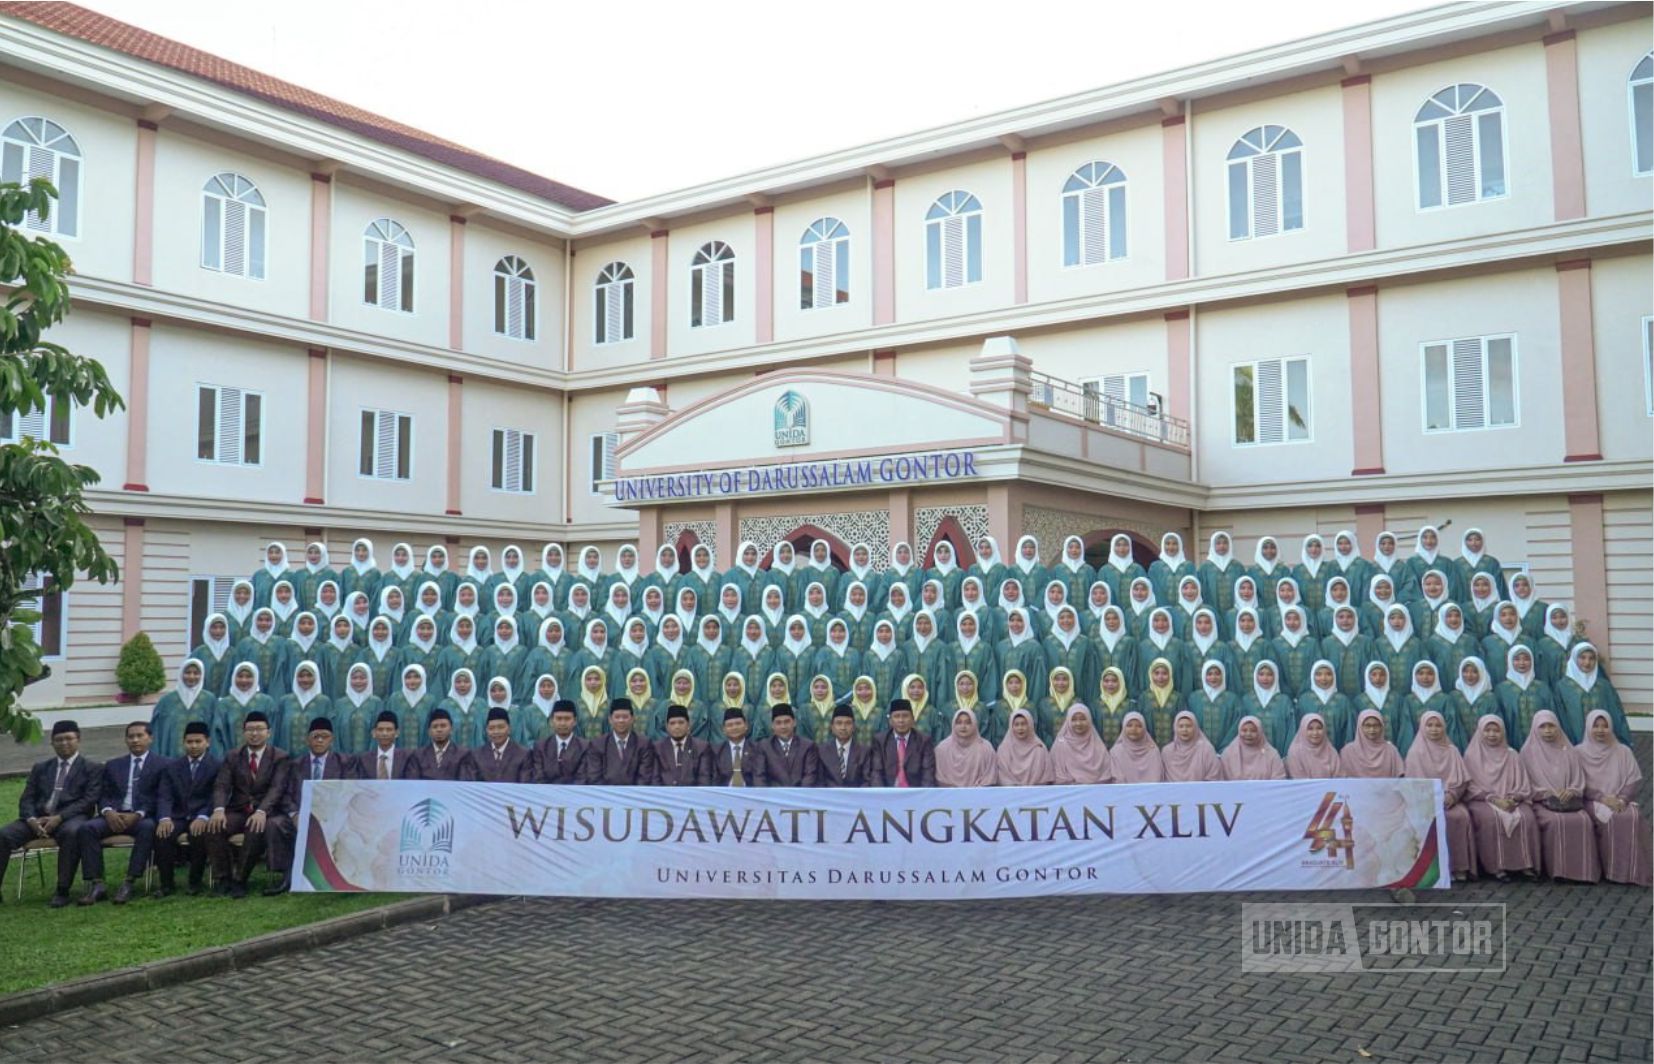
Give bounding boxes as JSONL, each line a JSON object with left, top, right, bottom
{"left": 0, "top": 725, "right": 131, "bottom": 776}
{"left": 1, "top": 742, "right": 1649, "bottom": 1063}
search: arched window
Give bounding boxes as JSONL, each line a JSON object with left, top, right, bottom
{"left": 1415, "top": 84, "right": 1506, "bottom": 209}
{"left": 594, "top": 261, "right": 634, "bottom": 344}
{"left": 1, "top": 117, "right": 81, "bottom": 237}
{"left": 200, "top": 173, "right": 266, "bottom": 278}
{"left": 925, "top": 191, "right": 982, "bottom": 289}
{"left": 363, "top": 219, "right": 414, "bottom": 312}
{"left": 1062, "top": 162, "right": 1127, "bottom": 265}
{"left": 1631, "top": 52, "right": 1653, "bottom": 177}
{"left": 690, "top": 241, "right": 734, "bottom": 327}
{"left": 493, "top": 255, "right": 536, "bottom": 340}
{"left": 1227, "top": 126, "right": 1303, "bottom": 240}
{"left": 799, "top": 217, "right": 850, "bottom": 309}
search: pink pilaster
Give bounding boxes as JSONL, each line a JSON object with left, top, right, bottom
{"left": 1163, "top": 310, "right": 1191, "bottom": 423}
{"left": 132, "top": 120, "right": 157, "bottom": 286}
{"left": 448, "top": 215, "right": 466, "bottom": 350}
{"left": 1347, "top": 285, "right": 1385, "bottom": 475}
{"left": 637, "top": 510, "right": 661, "bottom": 570}
{"left": 1353, "top": 503, "right": 1386, "bottom": 548}
{"left": 304, "top": 348, "right": 327, "bottom": 504}
{"left": 650, "top": 229, "right": 669, "bottom": 359}
{"left": 753, "top": 207, "right": 774, "bottom": 343}
{"left": 1567, "top": 492, "right": 1608, "bottom": 644}
{"left": 1544, "top": 30, "right": 1587, "bottom": 221}
{"left": 1340, "top": 76, "right": 1376, "bottom": 253}
{"left": 888, "top": 489, "right": 912, "bottom": 549}
{"left": 872, "top": 179, "right": 895, "bottom": 325}
{"left": 872, "top": 349, "right": 897, "bottom": 377}
{"left": 308, "top": 173, "right": 332, "bottom": 322}
{"left": 1010, "top": 152, "right": 1028, "bottom": 304}
{"left": 714, "top": 502, "right": 736, "bottom": 566}
{"left": 1161, "top": 116, "right": 1189, "bottom": 281}
{"left": 123, "top": 317, "right": 150, "bottom": 492}
{"left": 120, "top": 518, "right": 145, "bottom": 640}
{"left": 446, "top": 375, "right": 463, "bottom": 515}
{"left": 986, "top": 483, "right": 1013, "bottom": 553}
{"left": 1556, "top": 260, "right": 1601, "bottom": 462}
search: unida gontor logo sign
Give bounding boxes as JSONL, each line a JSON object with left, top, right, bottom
{"left": 398, "top": 797, "right": 455, "bottom": 879}
{"left": 773, "top": 390, "right": 809, "bottom": 447}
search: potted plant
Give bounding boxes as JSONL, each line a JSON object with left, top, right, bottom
{"left": 114, "top": 631, "right": 166, "bottom": 704}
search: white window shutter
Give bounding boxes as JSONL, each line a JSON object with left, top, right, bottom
{"left": 15, "top": 404, "right": 45, "bottom": 440}
{"left": 604, "top": 284, "right": 624, "bottom": 341}
{"left": 1082, "top": 187, "right": 1108, "bottom": 265}
{"left": 812, "top": 241, "right": 834, "bottom": 308}
{"left": 506, "top": 277, "right": 525, "bottom": 338}
{"left": 1251, "top": 154, "right": 1279, "bottom": 238}
{"left": 375, "top": 410, "right": 397, "bottom": 478}
{"left": 702, "top": 264, "right": 723, "bottom": 325}
{"left": 502, "top": 429, "right": 524, "bottom": 492}
{"left": 1100, "top": 374, "right": 1126, "bottom": 401}
{"left": 1256, "top": 359, "right": 1284, "bottom": 443}
{"left": 602, "top": 432, "right": 618, "bottom": 480}
{"left": 219, "top": 387, "right": 243, "bottom": 464}
{"left": 24, "top": 145, "right": 53, "bottom": 231}
{"left": 1443, "top": 115, "right": 1475, "bottom": 206}
{"left": 223, "top": 200, "right": 246, "bottom": 277}
{"left": 211, "top": 577, "right": 234, "bottom": 613}
{"left": 1452, "top": 338, "right": 1485, "bottom": 429}
{"left": 378, "top": 242, "right": 400, "bottom": 309}
{"left": 942, "top": 216, "right": 965, "bottom": 288}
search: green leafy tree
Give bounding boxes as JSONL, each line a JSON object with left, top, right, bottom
{"left": 1, "top": 177, "right": 124, "bottom": 742}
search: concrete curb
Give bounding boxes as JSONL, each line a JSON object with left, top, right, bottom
{"left": 0, "top": 894, "right": 491, "bottom": 1028}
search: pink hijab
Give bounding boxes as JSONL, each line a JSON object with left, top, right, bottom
{"left": 934, "top": 708, "right": 999, "bottom": 787}
{"left": 1463, "top": 714, "right": 1532, "bottom": 801}
{"left": 1518, "top": 709, "right": 1585, "bottom": 794}
{"left": 1575, "top": 709, "right": 1642, "bottom": 801}
{"left": 1403, "top": 710, "right": 1469, "bottom": 800}
{"left": 1109, "top": 711, "right": 1165, "bottom": 783}
{"left": 1286, "top": 712, "right": 1340, "bottom": 779}
{"left": 1220, "top": 715, "right": 1286, "bottom": 780}
{"left": 1338, "top": 708, "right": 1403, "bottom": 778}
{"left": 995, "top": 708, "right": 1053, "bottom": 785}
{"left": 1051, "top": 704, "right": 1114, "bottom": 784}
{"left": 1162, "top": 711, "right": 1224, "bottom": 782}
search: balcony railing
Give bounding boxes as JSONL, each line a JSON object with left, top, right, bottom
{"left": 1028, "top": 371, "right": 1191, "bottom": 448}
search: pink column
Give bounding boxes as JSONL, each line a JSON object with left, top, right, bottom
{"left": 1163, "top": 310, "right": 1191, "bottom": 422}
{"left": 304, "top": 348, "right": 327, "bottom": 505}
{"left": 446, "top": 374, "right": 463, "bottom": 515}
{"left": 872, "top": 349, "right": 897, "bottom": 377}
{"left": 637, "top": 510, "right": 661, "bottom": 570}
{"left": 714, "top": 502, "right": 736, "bottom": 565}
{"left": 120, "top": 518, "right": 145, "bottom": 640}
{"left": 1544, "top": 30, "right": 1587, "bottom": 221}
{"left": 1556, "top": 260, "right": 1602, "bottom": 462}
{"left": 1347, "top": 285, "right": 1385, "bottom": 475}
{"left": 1010, "top": 152, "right": 1028, "bottom": 304}
{"left": 888, "top": 489, "right": 912, "bottom": 549}
{"left": 308, "top": 173, "right": 332, "bottom": 322}
{"left": 1568, "top": 492, "right": 1608, "bottom": 644}
{"left": 448, "top": 215, "right": 466, "bottom": 350}
{"left": 650, "top": 229, "right": 669, "bottom": 359}
{"left": 132, "top": 120, "right": 157, "bottom": 286}
{"left": 123, "top": 317, "right": 150, "bottom": 492}
{"left": 753, "top": 206, "right": 774, "bottom": 343}
{"left": 1161, "top": 116, "right": 1189, "bottom": 281}
{"left": 872, "top": 179, "right": 895, "bottom": 325}
{"left": 986, "top": 484, "right": 1013, "bottom": 552}
{"left": 1353, "top": 503, "right": 1386, "bottom": 548}
{"left": 1340, "top": 75, "right": 1376, "bottom": 253}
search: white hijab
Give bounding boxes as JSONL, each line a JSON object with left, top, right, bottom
{"left": 1565, "top": 643, "right": 1599, "bottom": 692}
{"left": 1206, "top": 532, "right": 1233, "bottom": 572}
{"left": 228, "top": 665, "right": 261, "bottom": 707}
{"left": 781, "top": 615, "right": 812, "bottom": 657}
{"left": 389, "top": 542, "right": 415, "bottom": 581}
{"left": 350, "top": 538, "right": 377, "bottom": 575}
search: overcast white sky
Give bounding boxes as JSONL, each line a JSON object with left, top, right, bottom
{"left": 80, "top": 0, "right": 1440, "bottom": 202}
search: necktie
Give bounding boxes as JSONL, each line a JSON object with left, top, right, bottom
{"left": 896, "top": 736, "right": 909, "bottom": 787}
{"left": 617, "top": 737, "right": 627, "bottom": 759}
{"left": 125, "top": 757, "right": 140, "bottom": 810}
{"left": 189, "top": 759, "right": 199, "bottom": 782}
{"left": 495, "top": 747, "right": 503, "bottom": 763}
{"left": 249, "top": 751, "right": 259, "bottom": 779}
{"left": 47, "top": 759, "right": 68, "bottom": 814}
{"left": 378, "top": 754, "right": 390, "bottom": 780}
{"left": 781, "top": 740, "right": 791, "bottom": 757}
{"left": 312, "top": 757, "right": 323, "bottom": 781}
{"left": 435, "top": 746, "right": 445, "bottom": 768}
{"left": 674, "top": 742, "right": 683, "bottom": 769}
{"left": 839, "top": 743, "right": 849, "bottom": 778}
{"left": 731, "top": 745, "right": 745, "bottom": 787}
{"left": 557, "top": 739, "right": 567, "bottom": 760}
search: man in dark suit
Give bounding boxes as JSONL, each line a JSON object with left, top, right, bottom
{"left": 406, "top": 708, "right": 468, "bottom": 781}
{"left": 710, "top": 707, "right": 767, "bottom": 787}
{"left": 760, "top": 704, "right": 819, "bottom": 787}
{"left": 266, "top": 717, "right": 351, "bottom": 895}
{"left": 582, "top": 699, "right": 654, "bottom": 785}
{"left": 465, "top": 708, "right": 531, "bottom": 783}
{"left": 872, "top": 700, "right": 936, "bottom": 787}
{"left": 206, "top": 711, "right": 290, "bottom": 898}
{"left": 154, "top": 721, "right": 219, "bottom": 896}
{"left": 76, "top": 720, "right": 170, "bottom": 905}
{"left": 653, "top": 704, "right": 711, "bottom": 786}
{"left": 816, "top": 706, "right": 874, "bottom": 787}
{"left": 533, "top": 700, "right": 587, "bottom": 783}
{"left": 0, "top": 720, "right": 100, "bottom": 907}
{"left": 357, "top": 710, "right": 414, "bottom": 782}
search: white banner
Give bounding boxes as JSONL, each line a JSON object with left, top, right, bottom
{"left": 293, "top": 779, "right": 1448, "bottom": 899}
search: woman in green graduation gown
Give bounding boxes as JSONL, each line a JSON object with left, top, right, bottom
{"left": 1033, "top": 666, "right": 1082, "bottom": 747}
{"left": 1187, "top": 660, "right": 1242, "bottom": 751}
{"left": 295, "top": 542, "right": 337, "bottom": 611}
{"left": 811, "top": 618, "right": 861, "bottom": 702}
{"left": 879, "top": 582, "right": 917, "bottom": 644}
{"left": 1495, "top": 645, "right": 1557, "bottom": 748}
{"left": 384, "top": 664, "right": 436, "bottom": 750}
{"left": 436, "top": 669, "right": 480, "bottom": 749}
{"left": 572, "top": 617, "right": 620, "bottom": 698}
{"left": 516, "top": 675, "right": 559, "bottom": 747}
{"left": 1044, "top": 605, "right": 1098, "bottom": 710}
{"left": 1480, "top": 601, "right": 1532, "bottom": 684}
{"left": 759, "top": 673, "right": 792, "bottom": 738}
{"left": 1401, "top": 661, "right": 1453, "bottom": 753}
{"left": 1241, "top": 661, "right": 1296, "bottom": 758}
{"left": 613, "top": 618, "right": 655, "bottom": 699}
{"left": 663, "top": 668, "right": 711, "bottom": 745}
{"left": 1271, "top": 606, "right": 1318, "bottom": 698}
{"left": 838, "top": 581, "right": 878, "bottom": 650}
{"left": 1148, "top": 532, "right": 1197, "bottom": 608}
{"left": 224, "top": 579, "right": 256, "bottom": 644}
{"left": 862, "top": 620, "right": 908, "bottom": 703}
{"left": 756, "top": 585, "right": 789, "bottom": 646}
{"left": 1008, "top": 535, "right": 1048, "bottom": 615}
{"left": 1123, "top": 578, "right": 1159, "bottom": 640}
{"left": 716, "top": 671, "right": 768, "bottom": 741}
{"left": 1453, "top": 527, "right": 1507, "bottom": 602}
{"left": 1199, "top": 531, "right": 1242, "bottom": 621}
{"left": 355, "top": 617, "right": 400, "bottom": 698}
{"left": 1447, "top": 657, "right": 1501, "bottom": 754}
{"left": 269, "top": 580, "right": 301, "bottom": 639}
{"left": 339, "top": 538, "right": 380, "bottom": 607}
{"left": 1556, "top": 643, "right": 1633, "bottom": 745}
{"left": 1464, "top": 573, "right": 1501, "bottom": 639}
{"left": 150, "top": 659, "right": 210, "bottom": 758}
{"left": 799, "top": 582, "right": 833, "bottom": 644}
{"left": 376, "top": 586, "right": 408, "bottom": 642}
{"left": 953, "top": 612, "right": 999, "bottom": 713}
{"left": 1409, "top": 571, "right": 1453, "bottom": 640}
{"left": 337, "top": 663, "right": 383, "bottom": 753}
{"left": 1508, "top": 573, "right": 1548, "bottom": 639}
{"left": 250, "top": 542, "right": 291, "bottom": 610}
{"left": 1100, "top": 534, "right": 1146, "bottom": 605}
{"left": 1093, "top": 606, "right": 1138, "bottom": 695}
{"left": 1362, "top": 574, "right": 1400, "bottom": 640}
{"left": 234, "top": 608, "right": 290, "bottom": 700}
{"left": 399, "top": 615, "right": 443, "bottom": 690}
{"left": 1135, "top": 658, "right": 1184, "bottom": 743}
{"left": 1053, "top": 535, "right": 1096, "bottom": 611}
{"left": 1377, "top": 605, "right": 1424, "bottom": 694}
{"left": 1248, "top": 536, "right": 1288, "bottom": 608}
{"left": 1319, "top": 605, "right": 1371, "bottom": 697}
{"left": 842, "top": 675, "right": 882, "bottom": 744}
{"left": 1316, "top": 577, "right": 1357, "bottom": 642}
{"left": 573, "top": 666, "right": 609, "bottom": 741}
{"left": 1426, "top": 603, "right": 1479, "bottom": 683}
{"left": 726, "top": 617, "right": 775, "bottom": 704}
{"left": 286, "top": 611, "right": 327, "bottom": 684}
{"left": 211, "top": 663, "right": 273, "bottom": 758}
{"left": 1186, "top": 608, "right": 1233, "bottom": 694}
{"left": 1355, "top": 662, "right": 1402, "bottom": 755}
{"left": 1327, "top": 530, "right": 1369, "bottom": 606}
{"left": 1405, "top": 526, "right": 1458, "bottom": 604}
{"left": 767, "top": 615, "right": 814, "bottom": 704}
{"left": 276, "top": 662, "right": 332, "bottom": 756}
{"left": 797, "top": 674, "right": 838, "bottom": 744}
{"left": 1094, "top": 666, "right": 1132, "bottom": 745}
{"left": 1269, "top": 577, "right": 1311, "bottom": 641}
{"left": 1296, "top": 660, "right": 1352, "bottom": 751}
{"left": 997, "top": 609, "right": 1048, "bottom": 711}
{"left": 1535, "top": 605, "right": 1577, "bottom": 686}
{"left": 319, "top": 615, "right": 357, "bottom": 698}
{"left": 879, "top": 542, "right": 924, "bottom": 613}
{"left": 902, "top": 673, "right": 945, "bottom": 745}
{"left": 984, "top": 669, "right": 1033, "bottom": 748}
{"left": 1227, "top": 576, "right": 1267, "bottom": 640}
{"left": 927, "top": 541, "right": 964, "bottom": 609}
{"left": 1136, "top": 608, "right": 1189, "bottom": 695}
{"left": 1293, "top": 535, "right": 1331, "bottom": 615}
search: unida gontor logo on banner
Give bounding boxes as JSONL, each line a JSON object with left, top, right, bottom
{"left": 774, "top": 390, "right": 809, "bottom": 447}
{"left": 398, "top": 797, "right": 455, "bottom": 879}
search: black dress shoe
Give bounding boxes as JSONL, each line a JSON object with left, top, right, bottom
{"left": 187, "top": 879, "right": 204, "bottom": 896}
{"left": 261, "top": 880, "right": 290, "bottom": 896}
{"left": 153, "top": 885, "right": 173, "bottom": 899}
{"left": 211, "top": 881, "right": 230, "bottom": 897}
{"left": 48, "top": 893, "right": 71, "bottom": 909}
{"left": 113, "top": 881, "right": 134, "bottom": 905}
{"left": 78, "top": 883, "right": 108, "bottom": 906}
{"left": 229, "top": 882, "right": 247, "bottom": 899}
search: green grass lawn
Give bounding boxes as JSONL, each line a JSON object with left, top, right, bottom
{"left": 0, "top": 776, "right": 401, "bottom": 995}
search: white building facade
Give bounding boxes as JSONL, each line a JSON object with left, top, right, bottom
{"left": 2, "top": 2, "right": 1649, "bottom": 711}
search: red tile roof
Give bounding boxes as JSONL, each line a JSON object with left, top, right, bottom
{"left": 0, "top": 2, "right": 611, "bottom": 211}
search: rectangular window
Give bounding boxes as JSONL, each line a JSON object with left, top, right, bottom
{"left": 359, "top": 409, "right": 413, "bottom": 480}
{"left": 1643, "top": 316, "right": 1653, "bottom": 417}
{"left": 20, "top": 573, "right": 64, "bottom": 658}
{"left": 1420, "top": 334, "right": 1518, "bottom": 432}
{"left": 188, "top": 575, "right": 236, "bottom": 651}
{"left": 589, "top": 431, "right": 617, "bottom": 495}
{"left": 491, "top": 428, "right": 535, "bottom": 494}
{"left": 0, "top": 394, "right": 72, "bottom": 447}
{"left": 595, "top": 279, "right": 635, "bottom": 344}
{"left": 195, "top": 384, "right": 263, "bottom": 465}
{"left": 1635, "top": 75, "right": 1653, "bottom": 176}
{"left": 1232, "top": 357, "right": 1310, "bottom": 445}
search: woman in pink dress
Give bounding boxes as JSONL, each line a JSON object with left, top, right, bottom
{"left": 1338, "top": 708, "right": 1404, "bottom": 778}
{"left": 1575, "top": 709, "right": 1653, "bottom": 886}
{"left": 1463, "top": 715, "right": 1541, "bottom": 880}
{"left": 1404, "top": 710, "right": 1479, "bottom": 882}
{"left": 1517, "top": 710, "right": 1600, "bottom": 883}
